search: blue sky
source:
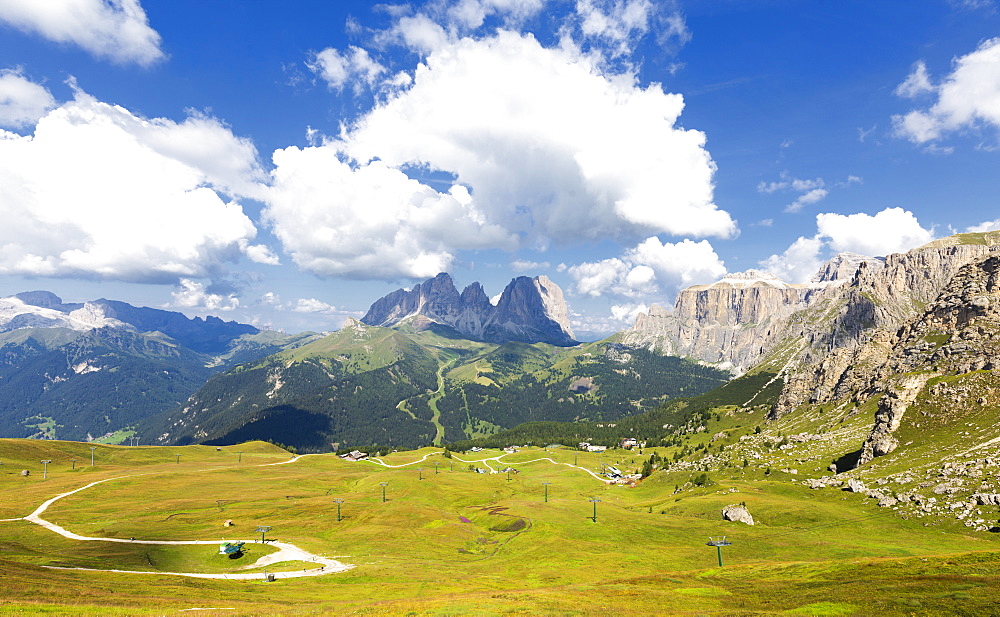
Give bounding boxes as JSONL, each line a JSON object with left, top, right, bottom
{"left": 0, "top": 0, "right": 998, "bottom": 339}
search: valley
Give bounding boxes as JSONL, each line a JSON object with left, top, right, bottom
{"left": 3, "top": 232, "right": 1000, "bottom": 614}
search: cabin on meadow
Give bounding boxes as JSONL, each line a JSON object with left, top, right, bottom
{"left": 340, "top": 450, "right": 369, "bottom": 461}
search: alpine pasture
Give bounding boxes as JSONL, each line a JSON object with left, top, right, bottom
{"left": 2, "top": 439, "right": 1000, "bottom": 615}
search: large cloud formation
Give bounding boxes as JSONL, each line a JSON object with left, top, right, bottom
{"left": 0, "top": 0, "right": 164, "bottom": 66}
{"left": 268, "top": 26, "right": 732, "bottom": 280}
{"left": 763, "top": 207, "right": 936, "bottom": 283}
{"left": 0, "top": 83, "right": 274, "bottom": 282}
{"left": 566, "top": 237, "right": 727, "bottom": 298}
{"left": 894, "top": 37, "right": 1000, "bottom": 144}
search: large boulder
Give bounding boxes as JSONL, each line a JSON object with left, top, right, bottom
{"left": 722, "top": 504, "right": 754, "bottom": 525}
{"left": 846, "top": 478, "right": 868, "bottom": 493}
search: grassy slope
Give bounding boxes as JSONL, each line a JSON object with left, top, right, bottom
{"left": 2, "top": 440, "right": 1000, "bottom": 615}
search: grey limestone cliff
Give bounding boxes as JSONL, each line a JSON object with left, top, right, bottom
{"left": 619, "top": 260, "right": 878, "bottom": 372}
{"left": 770, "top": 234, "right": 1000, "bottom": 419}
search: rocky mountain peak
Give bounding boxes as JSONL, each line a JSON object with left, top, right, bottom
{"left": 361, "top": 273, "right": 576, "bottom": 346}
{"left": 707, "top": 270, "right": 789, "bottom": 288}
{"left": 15, "top": 290, "right": 74, "bottom": 309}
{"left": 810, "top": 253, "right": 885, "bottom": 286}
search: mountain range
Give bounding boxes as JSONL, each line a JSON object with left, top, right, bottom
{"left": 0, "top": 292, "right": 317, "bottom": 441}
{"left": 139, "top": 318, "right": 728, "bottom": 451}
{"left": 3, "top": 229, "right": 1000, "bottom": 477}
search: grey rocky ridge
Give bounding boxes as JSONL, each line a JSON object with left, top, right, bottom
{"left": 362, "top": 272, "right": 576, "bottom": 346}
{"left": 651, "top": 231, "right": 1000, "bottom": 532}
{"left": 619, "top": 254, "right": 883, "bottom": 373}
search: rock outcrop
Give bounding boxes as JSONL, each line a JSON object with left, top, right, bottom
{"left": 721, "top": 504, "right": 754, "bottom": 525}
{"left": 770, "top": 234, "right": 1000, "bottom": 419}
{"left": 362, "top": 273, "right": 576, "bottom": 346}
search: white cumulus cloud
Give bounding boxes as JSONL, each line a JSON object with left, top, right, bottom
{"left": 169, "top": 279, "right": 240, "bottom": 312}
{"left": 760, "top": 235, "right": 826, "bottom": 284}
{"left": 895, "top": 60, "right": 935, "bottom": 98}
{"left": 308, "top": 46, "right": 387, "bottom": 92}
{"left": 610, "top": 302, "right": 648, "bottom": 323}
{"left": 0, "top": 0, "right": 164, "bottom": 66}
{"left": 343, "top": 31, "right": 733, "bottom": 240}
{"left": 293, "top": 298, "right": 338, "bottom": 313}
{"left": 0, "top": 69, "right": 55, "bottom": 129}
{"left": 967, "top": 218, "right": 1000, "bottom": 232}
{"left": 817, "top": 207, "right": 935, "bottom": 256}
{"left": 762, "top": 208, "right": 936, "bottom": 283}
{"left": 894, "top": 38, "right": 1000, "bottom": 144}
{"left": 269, "top": 28, "right": 732, "bottom": 280}
{"left": 263, "top": 147, "right": 515, "bottom": 280}
{"left": 576, "top": 0, "right": 656, "bottom": 56}
{"left": 567, "top": 237, "right": 726, "bottom": 298}
{"left": 0, "top": 88, "right": 271, "bottom": 282}
{"left": 449, "top": 0, "right": 546, "bottom": 29}
{"left": 758, "top": 173, "right": 861, "bottom": 214}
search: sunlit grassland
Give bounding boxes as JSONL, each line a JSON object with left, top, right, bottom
{"left": 3, "top": 440, "right": 1000, "bottom": 615}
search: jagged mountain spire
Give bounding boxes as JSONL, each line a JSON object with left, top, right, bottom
{"left": 361, "top": 273, "right": 576, "bottom": 346}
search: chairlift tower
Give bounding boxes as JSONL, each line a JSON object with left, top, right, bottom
{"left": 542, "top": 481, "right": 551, "bottom": 502}
{"left": 332, "top": 498, "right": 344, "bottom": 522}
{"left": 589, "top": 497, "right": 601, "bottom": 523}
{"left": 706, "top": 536, "right": 732, "bottom": 567}
{"left": 256, "top": 525, "right": 273, "bottom": 543}
{"left": 40, "top": 459, "right": 52, "bottom": 479}
{"left": 90, "top": 446, "right": 97, "bottom": 466}
{"left": 379, "top": 481, "right": 388, "bottom": 502}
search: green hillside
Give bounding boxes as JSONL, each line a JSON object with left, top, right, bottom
{"left": 0, "top": 328, "right": 318, "bottom": 442}
{"left": 140, "top": 322, "right": 730, "bottom": 453}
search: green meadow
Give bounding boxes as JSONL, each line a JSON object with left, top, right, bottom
{"left": 2, "top": 439, "right": 1000, "bottom": 615}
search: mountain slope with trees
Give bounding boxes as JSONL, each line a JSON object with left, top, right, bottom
{"left": 141, "top": 319, "right": 730, "bottom": 452}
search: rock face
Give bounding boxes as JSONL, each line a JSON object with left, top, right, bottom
{"left": 770, "top": 234, "right": 1000, "bottom": 420}
{"left": 858, "top": 374, "right": 935, "bottom": 466}
{"left": 620, "top": 259, "right": 880, "bottom": 372}
{"left": 362, "top": 273, "right": 576, "bottom": 346}
{"left": 721, "top": 504, "right": 754, "bottom": 525}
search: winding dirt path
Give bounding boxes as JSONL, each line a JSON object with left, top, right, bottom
{"left": 9, "top": 475, "right": 353, "bottom": 580}
{"left": 366, "top": 451, "right": 611, "bottom": 483}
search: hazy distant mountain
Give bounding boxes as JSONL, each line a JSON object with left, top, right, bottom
{"left": 0, "top": 291, "right": 317, "bottom": 441}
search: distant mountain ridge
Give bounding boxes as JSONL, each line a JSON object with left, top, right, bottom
{"left": 618, "top": 254, "right": 885, "bottom": 372}
{"left": 0, "top": 291, "right": 316, "bottom": 441}
{"left": 362, "top": 273, "right": 576, "bottom": 346}
{"left": 3, "top": 290, "right": 258, "bottom": 354}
